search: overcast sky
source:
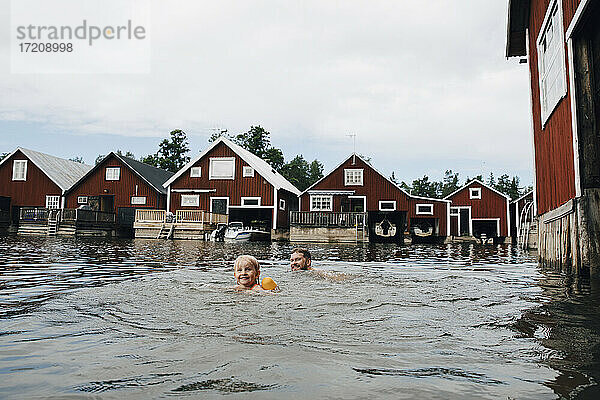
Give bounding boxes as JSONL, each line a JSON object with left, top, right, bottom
{"left": 0, "top": 0, "right": 533, "bottom": 186}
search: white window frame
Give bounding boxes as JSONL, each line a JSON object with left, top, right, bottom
{"left": 131, "top": 196, "right": 147, "bottom": 205}
{"left": 344, "top": 169, "right": 364, "bottom": 186}
{"left": 241, "top": 197, "right": 261, "bottom": 207}
{"left": 77, "top": 196, "right": 88, "bottom": 204}
{"left": 310, "top": 195, "right": 333, "bottom": 211}
{"left": 450, "top": 207, "right": 459, "bottom": 216}
{"left": 46, "top": 195, "right": 60, "bottom": 209}
{"left": 469, "top": 188, "right": 482, "bottom": 199}
{"left": 190, "top": 167, "right": 202, "bottom": 178}
{"left": 12, "top": 160, "right": 27, "bottom": 181}
{"left": 209, "top": 157, "right": 235, "bottom": 180}
{"left": 279, "top": 199, "right": 286, "bottom": 210}
{"left": 210, "top": 197, "right": 230, "bottom": 214}
{"left": 378, "top": 200, "right": 396, "bottom": 211}
{"left": 416, "top": 203, "right": 434, "bottom": 215}
{"left": 181, "top": 194, "right": 199, "bottom": 207}
{"left": 243, "top": 166, "right": 255, "bottom": 177}
{"left": 536, "top": 0, "right": 567, "bottom": 126}
{"left": 105, "top": 167, "right": 120, "bottom": 181}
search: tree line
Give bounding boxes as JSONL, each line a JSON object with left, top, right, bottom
{"left": 392, "top": 170, "right": 532, "bottom": 201}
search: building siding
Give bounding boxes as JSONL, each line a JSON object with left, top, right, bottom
{"left": 528, "top": 0, "right": 582, "bottom": 214}
{"left": 0, "top": 150, "right": 62, "bottom": 207}
{"left": 64, "top": 154, "right": 165, "bottom": 211}
{"left": 446, "top": 181, "right": 509, "bottom": 236}
{"left": 300, "top": 156, "right": 411, "bottom": 211}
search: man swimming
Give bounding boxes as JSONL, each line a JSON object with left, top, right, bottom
{"left": 290, "top": 248, "right": 312, "bottom": 271}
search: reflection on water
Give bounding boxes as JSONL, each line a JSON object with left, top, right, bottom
{"left": 0, "top": 235, "right": 599, "bottom": 399}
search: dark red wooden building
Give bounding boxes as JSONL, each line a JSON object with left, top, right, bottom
{"left": 507, "top": 0, "right": 600, "bottom": 272}
{"left": 444, "top": 179, "right": 510, "bottom": 241}
{"left": 64, "top": 152, "right": 173, "bottom": 228}
{"left": 296, "top": 153, "right": 449, "bottom": 242}
{"left": 0, "top": 147, "right": 91, "bottom": 225}
{"left": 163, "top": 137, "right": 300, "bottom": 232}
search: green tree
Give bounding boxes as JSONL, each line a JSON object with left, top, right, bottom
{"left": 279, "top": 155, "right": 310, "bottom": 191}
{"left": 390, "top": 171, "right": 399, "bottom": 185}
{"left": 507, "top": 176, "right": 521, "bottom": 200}
{"left": 1, "top": 152, "right": 9, "bottom": 162}
{"left": 69, "top": 156, "right": 84, "bottom": 164}
{"left": 440, "top": 170, "right": 460, "bottom": 197}
{"left": 466, "top": 175, "right": 484, "bottom": 184}
{"left": 411, "top": 175, "right": 440, "bottom": 198}
{"left": 399, "top": 181, "right": 412, "bottom": 193}
{"left": 487, "top": 172, "right": 495, "bottom": 187}
{"left": 308, "top": 160, "right": 324, "bottom": 186}
{"left": 142, "top": 129, "right": 190, "bottom": 172}
{"left": 495, "top": 174, "right": 511, "bottom": 196}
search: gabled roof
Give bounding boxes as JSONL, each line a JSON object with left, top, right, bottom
{"left": 65, "top": 152, "right": 174, "bottom": 195}
{"left": 443, "top": 179, "right": 511, "bottom": 200}
{"left": 506, "top": 0, "right": 530, "bottom": 57}
{"left": 511, "top": 189, "right": 533, "bottom": 204}
{"left": 300, "top": 153, "right": 450, "bottom": 203}
{"left": 163, "top": 137, "right": 301, "bottom": 195}
{"left": 0, "top": 147, "right": 92, "bottom": 192}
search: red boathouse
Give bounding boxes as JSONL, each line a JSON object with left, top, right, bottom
{"left": 507, "top": 0, "right": 600, "bottom": 273}
{"left": 162, "top": 137, "right": 300, "bottom": 237}
{"left": 293, "top": 153, "right": 449, "bottom": 243}
{"left": 444, "top": 179, "right": 511, "bottom": 243}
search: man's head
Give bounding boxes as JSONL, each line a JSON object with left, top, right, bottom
{"left": 290, "top": 248, "right": 312, "bottom": 271}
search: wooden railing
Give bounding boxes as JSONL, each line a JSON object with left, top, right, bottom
{"left": 176, "top": 210, "right": 228, "bottom": 224}
{"left": 76, "top": 209, "right": 115, "bottom": 223}
{"left": 290, "top": 211, "right": 367, "bottom": 227}
{"left": 19, "top": 207, "right": 49, "bottom": 222}
{"left": 135, "top": 209, "right": 166, "bottom": 223}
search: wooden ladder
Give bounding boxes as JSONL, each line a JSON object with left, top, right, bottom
{"left": 157, "top": 223, "right": 174, "bottom": 239}
{"left": 47, "top": 211, "right": 59, "bottom": 236}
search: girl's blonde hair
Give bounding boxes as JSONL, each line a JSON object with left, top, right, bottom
{"left": 234, "top": 255, "right": 260, "bottom": 272}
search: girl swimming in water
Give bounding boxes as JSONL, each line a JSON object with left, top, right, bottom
{"left": 233, "top": 255, "right": 264, "bottom": 291}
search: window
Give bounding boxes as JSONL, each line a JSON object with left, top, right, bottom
{"left": 241, "top": 197, "right": 261, "bottom": 206}
{"left": 12, "top": 160, "right": 27, "bottom": 181}
{"left": 379, "top": 201, "right": 396, "bottom": 211}
{"left": 537, "top": 0, "right": 567, "bottom": 125}
{"left": 46, "top": 195, "right": 60, "bottom": 209}
{"left": 344, "top": 169, "right": 363, "bottom": 185}
{"left": 243, "top": 166, "right": 254, "bottom": 177}
{"left": 131, "top": 196, "right": 147, "bottom": 205}
{"left": 190, "top": 167, "right": 201, "bottom": 177}
{"left": 416, "top": 204, "right": 434, "bottom": 215}
{"left": 310, "top": 195, "right": 333, "bottom": 211}
{"left": 77, "top": 196, "right": 88, "bottom": 204}
{"left": 469, "top": 188, "right": 481, "bottom": 199}
{"left": 279, "top": 199, "right": 286, "bottom": 210}
{"left": 181, "top": 194, "right": 199, "bottom": 207}
{"left": 209, "top": 157, "right": 235, "bottom": 179}
{"left": 450, "top": 207, "right": 459, "bottom": 215}
{"left": 105, "top": 167, "right": 120, "bottom": 181}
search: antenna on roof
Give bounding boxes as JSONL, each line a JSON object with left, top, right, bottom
{"left": 347, "top": 133, "right": 356, "bottom": 164}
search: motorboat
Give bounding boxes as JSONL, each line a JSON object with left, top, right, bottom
{"left": 222, "top": 222, "right": 270, "bottom": 242}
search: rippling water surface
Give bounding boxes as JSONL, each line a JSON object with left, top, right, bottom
{"left": 1, "top": 235, "right": 600, "bottom": 399}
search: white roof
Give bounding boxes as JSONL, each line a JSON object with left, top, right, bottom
{"left": 511, "top": 190, "right": 534, "bottom": 204}
{"left": 0, "top": 147, "right": 92, "bottom": 192}
{"left": 163, "top": 137, "right": 301, "bottom": 195}
{"left": 443, "top": 179, "right": 511, "bottom": 200}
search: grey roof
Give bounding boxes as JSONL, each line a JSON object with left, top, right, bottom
{"left": 117, "top": 154, "right": 174, "bottom": 194}
{"left": 163, "top": 137, "right": 301, "bottom": 195}
{"left": 0, "top": 147, "right": 92, "bottom": 192}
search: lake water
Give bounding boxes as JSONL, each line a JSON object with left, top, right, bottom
{"left": 1, "top": 235, "right": 599, "bottom": 399}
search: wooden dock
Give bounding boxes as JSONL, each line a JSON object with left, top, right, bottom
{"left": 133, "top": 209, "right": 228, "bottom": 240}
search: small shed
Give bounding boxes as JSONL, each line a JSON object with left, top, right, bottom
{"left": 0, "top": 147, "right": 91, "bottom": 227}
{"left": 444, "top": 179, "right": 511, "bottom": 242}
{"left": 162, "top": 137, "right": 300, "bottom": 236}
{"left": 64, "top": 152, "right": 174, "bottom": 234}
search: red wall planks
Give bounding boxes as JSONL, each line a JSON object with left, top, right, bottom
{"left": 0, "top": 150, "right": 62, "bottom": 207}
{"left": 64, "top": 154, "right": 164, "bottom": 211}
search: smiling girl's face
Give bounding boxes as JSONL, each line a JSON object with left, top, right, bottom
{"left": 234, "top": 258, "right": 259, "bottom": 289}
